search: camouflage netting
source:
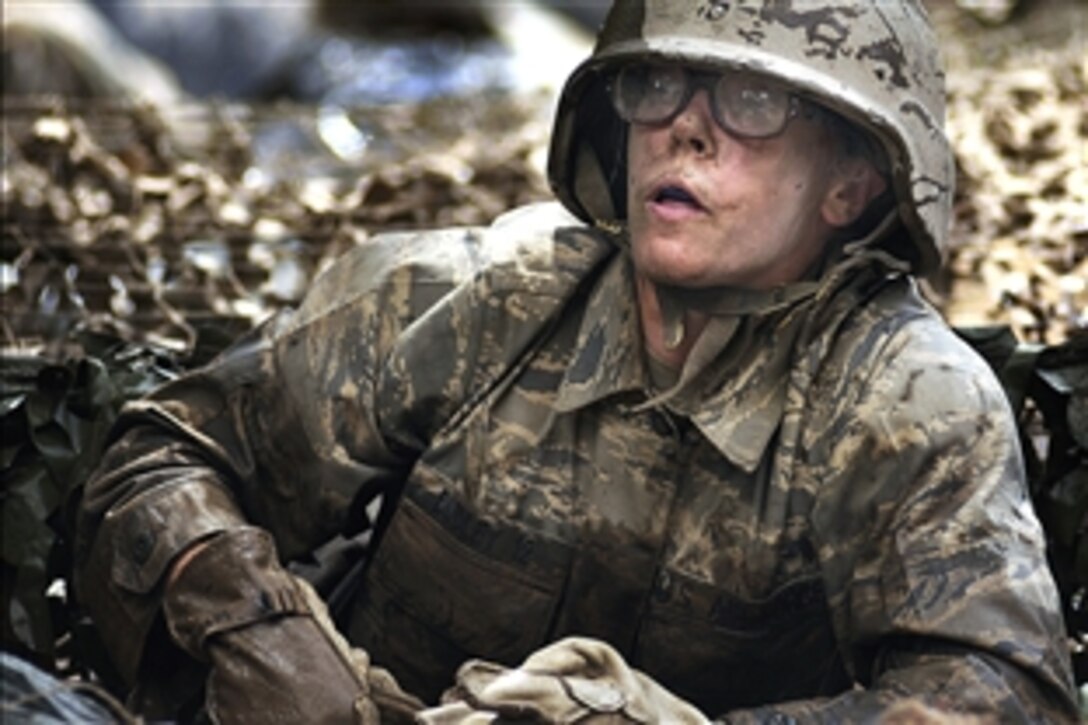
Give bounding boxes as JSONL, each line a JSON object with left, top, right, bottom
{"left": 937, "top": 9, "right": 1087, "bottom": 346}
{"left": 1, "top": 15, "right": 1084, "bottom": 353}
{"left": 1, "top": 95, "right": 553, "bottom": 358}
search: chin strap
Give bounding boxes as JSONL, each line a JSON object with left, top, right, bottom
{"left": 650, "top": 209, "right": 905, "bottom": 350}
{"left": 657, "top": 287, "right": 687, "bottom": 350}
{"left": 634, "top": 211, "right": 907, "bottom": 411}
{"left": 655, "top": 280, "right": 825, "bottom": 350}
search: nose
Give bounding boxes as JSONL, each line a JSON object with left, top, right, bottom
{"left": 669, "top": 88, "right": 718, "bottom": 156}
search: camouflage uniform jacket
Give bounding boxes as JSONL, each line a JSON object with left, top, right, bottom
{"left": 76, "top": 203, "right": 1078, "bottom": 721}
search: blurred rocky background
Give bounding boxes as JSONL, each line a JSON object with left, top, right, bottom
{"left": 929, "top": 0, "right": 1085, "bottom": 347}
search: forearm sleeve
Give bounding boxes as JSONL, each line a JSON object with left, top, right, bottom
{"left": 74, "top": 305, "right": 388, "bottom": 681}
{"left": 73, "top": 316, "right": 297, "bottom": 682}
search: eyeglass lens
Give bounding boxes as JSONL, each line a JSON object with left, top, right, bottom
{"left": 611, "top": 64, "right": 794, "bottom": 139}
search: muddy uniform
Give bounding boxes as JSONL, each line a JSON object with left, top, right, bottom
{"left": 76, "top": 203, "right": 1077, "bottom": 721}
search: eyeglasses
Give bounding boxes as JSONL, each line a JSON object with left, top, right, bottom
{"left": 608, "top": 63, "right": 805, "bottom": 140}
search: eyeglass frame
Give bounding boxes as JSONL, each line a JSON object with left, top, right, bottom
{"left": 606, "top": 62, "right": 817, "bottom": 140}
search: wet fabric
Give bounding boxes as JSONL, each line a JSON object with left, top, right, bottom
{"left": 75, "top": 202, "right": 1078, "bottom": 721}
{"left": 160, "top": 527, "right": 422, "bottom": 724}
{"left": 1, "top": 652, "right": 132, "bottom": 724}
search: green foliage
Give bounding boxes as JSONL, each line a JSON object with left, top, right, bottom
{"left": 0, "top": 334, "right": 177, "bottom": 674}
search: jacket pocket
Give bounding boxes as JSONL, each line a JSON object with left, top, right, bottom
{"left": 347, "top": 485, "right": 569, "bottom": 703}
{"left": 635, "top": 570, "right": 849, "bottom": 715}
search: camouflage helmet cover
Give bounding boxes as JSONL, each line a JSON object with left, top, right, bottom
{"left": 547, "top": 0, "right": 954, "bottom": 274}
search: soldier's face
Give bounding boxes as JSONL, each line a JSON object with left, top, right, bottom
{"left": 625, "top": 87, "right": 844, "bottom": 290}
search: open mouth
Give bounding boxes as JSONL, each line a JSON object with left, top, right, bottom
{"left": 652, "top": 184, "right": 704, "bottom": 210}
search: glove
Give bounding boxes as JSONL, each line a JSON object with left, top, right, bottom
{"left": 163, "top": 527, "right": 422, "bottom": 724}
{"left": 417, "top": 636, "right": 710, "bottom": 724}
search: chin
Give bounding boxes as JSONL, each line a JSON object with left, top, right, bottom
{"left": 640, "top": 253, "right": 734, "bottom": 290}
{"left": 639, "top": 260, "right": 712, "bottom": 288}
{"left": 632, "top": 240, "right": 707, "bottom": 285}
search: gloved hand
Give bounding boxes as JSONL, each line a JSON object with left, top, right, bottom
{"left": 417, "top": 636, "right": 710, "bottom": 724}
{"left": 162, "top": 527, "right": 422, "bottom": 725}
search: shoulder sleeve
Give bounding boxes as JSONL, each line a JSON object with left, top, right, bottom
{"left": 74, "top": 205, "right": 611, "bottom": 682}
{"left": 725, "top": 289, "right": 1079, "bottom": 722}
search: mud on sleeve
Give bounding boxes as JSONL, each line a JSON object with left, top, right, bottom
{"left": 722, "top": 318, "right": 1079, "bottom": 722}
{"left": 72, "top": 227, "right": 500, "bottom": 683}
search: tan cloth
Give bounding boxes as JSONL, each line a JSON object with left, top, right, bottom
{"left": 419, "top": 638, "right": 709, "bottom": 725}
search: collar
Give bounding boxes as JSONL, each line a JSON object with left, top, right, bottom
{"left": 684, "top": 312, "right": 801, "bottom": 473}
{"left": 554, "top": 254, "right": 647, "bottom": 413}
{"left": 552, "top": 235, "right": 908, "bottom": 474}
{"left": 552, "top": 253, "right": 796, "bottom": 474}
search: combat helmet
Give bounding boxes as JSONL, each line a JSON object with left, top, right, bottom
{"left": 547, "top": 0, "right": 954, "bottom": 274}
